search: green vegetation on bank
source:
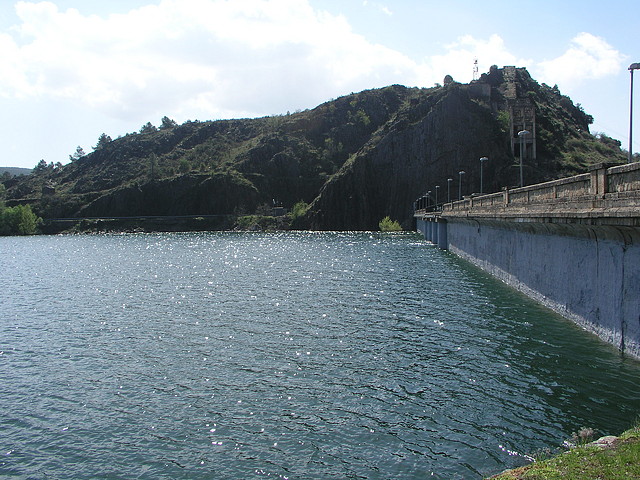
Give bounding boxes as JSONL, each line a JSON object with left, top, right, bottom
{"left": 0, "top": 203, "right": 40, "bottom": 235}
{"left": 379, "top": 216, "right": 402, "bottom": 232}
{"left": 489, "top": 425, "right": 640, "bottom": 480}
{"left": 234, "top": 215, "right": 289, "bottom": 231}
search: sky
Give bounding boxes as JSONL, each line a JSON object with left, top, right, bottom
{"left": 1, "top": 0, "right": 639, "bottom": 169}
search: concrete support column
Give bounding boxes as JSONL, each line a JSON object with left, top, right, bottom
{"left": 416, "top": 218, "right": 426, "bottom": 237}
{"left": 432, "top": 220, "right": 439, "bottom": 245}
{"left": 589, "top": 163, "right": 613, "bottom": 196}
{"left": 416, "top": 217, "right": 448, "bottom": 250}
{"left": 437, "top": 220, "right": 448, "bottom": 249}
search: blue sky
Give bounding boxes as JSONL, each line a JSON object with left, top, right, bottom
{"left": 1, "top": 0, "right": 638, "bottom": 168}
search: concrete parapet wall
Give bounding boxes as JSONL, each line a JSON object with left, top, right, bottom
{"left": 608, "top": 162, "right": 640, "bottom": 193}
{"left": 427, "top": 163, "right": 640, "bottom": 226}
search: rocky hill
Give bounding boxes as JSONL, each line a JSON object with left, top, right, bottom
{"left": 1, "top": 167, "right": 31, "bottom": 177}
{"left": 2, "top": 66, "right": 627, "bottom": 230}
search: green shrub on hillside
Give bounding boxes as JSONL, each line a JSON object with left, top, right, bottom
{"left": 496, "top": 110, "right": 510, "bottom": 134}
{"left": 290, "top": 200, "right": 309, "bottom": 220}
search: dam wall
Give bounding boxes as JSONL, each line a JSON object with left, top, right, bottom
{"left": 415, "top": 162, "right": 640, "bottom": 358}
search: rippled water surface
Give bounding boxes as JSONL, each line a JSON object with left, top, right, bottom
{"left": 1, "top": 232, "right": 639, "bottom": 479}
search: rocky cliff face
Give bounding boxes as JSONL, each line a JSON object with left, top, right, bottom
{"left": 3, "top": 67, "right": 627, "bottom": 230}
{"left": 306, "top": 85, "right": 511, "bottom": 230}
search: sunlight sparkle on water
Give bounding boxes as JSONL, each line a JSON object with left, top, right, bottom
{"left": 1, "top": 232, "right": 639, "bottom": 480}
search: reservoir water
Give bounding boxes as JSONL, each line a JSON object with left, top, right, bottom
{"left": 1, "top": 231, "right": 639, "bottom": 479}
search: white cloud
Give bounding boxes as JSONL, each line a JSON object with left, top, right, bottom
{"left": 4, "top": 0, "right": 618, "bottom": 138}
{"left": 362, "top": 1, "right": 392, "bottom": 16}
{"left": 416, "top": 34, "right": 530, "bottom": 85}
{"left": 0, "top": 0, "right": 412, "bottom": 123}
{"left": 535, "top": 33, "right": 625, "bottom": 88}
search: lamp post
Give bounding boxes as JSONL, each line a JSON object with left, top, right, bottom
{"left": 629, "top": 63, "right": 640, "bottom": 163}
{"left": 479, "top": 156, "right": 488, "bottom": 194}
{"left": 435, "top": 185, "right": 440, "bottom": 210}
{"left": 447, "top": 178, "right": 453, "bottom": 203}
{"left": 517, "top": 130, "right": 530, "bottom": 187}
{"left": 426, "top": 191, "right": 431, "bottom": 210}
{"left": 458, "top": 170, "right": 465, "bottom": 200}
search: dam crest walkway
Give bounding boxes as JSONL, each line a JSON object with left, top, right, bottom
{"left": 415, "top": 161, "right": 640, "bottom": 227}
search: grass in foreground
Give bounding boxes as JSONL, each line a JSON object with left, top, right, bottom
{"left": 489, "top": 427, "right": 640, "bottom": 480}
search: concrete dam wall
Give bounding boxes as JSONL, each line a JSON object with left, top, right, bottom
{"left": 415, "top": 162, "right": 640, "bottom": 358}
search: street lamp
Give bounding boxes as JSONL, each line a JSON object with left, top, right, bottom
{"left": 426, "top": 191, "right": 431, "bottom": 209}
{"left": 479, "top": 156, "right": 488, "bottom": 194}
{"left": 447, "top": 178, "right": 453, "bottom": 203}
{"left": 517, "top": 130, "right": 530, "bottom": 187}
{"left": 458, "top": 170, "right": 465, "bottom": 200}
{"left": 435, "top": 185, "right": 440, "bottom": 209}
{"left": 629, "top": 63, "right": 640, "bottom": 163}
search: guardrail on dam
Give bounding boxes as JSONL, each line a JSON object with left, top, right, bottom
{"left": 415, "top": 162, "right": 640, "bottom": 358}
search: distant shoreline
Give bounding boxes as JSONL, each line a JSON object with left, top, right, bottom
{"left": 40, "top": 214, "right": 293, "bottom": 234}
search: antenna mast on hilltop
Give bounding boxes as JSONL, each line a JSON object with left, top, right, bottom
{"left": 473, "top": 58, "right": 479, "bottom": 81}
